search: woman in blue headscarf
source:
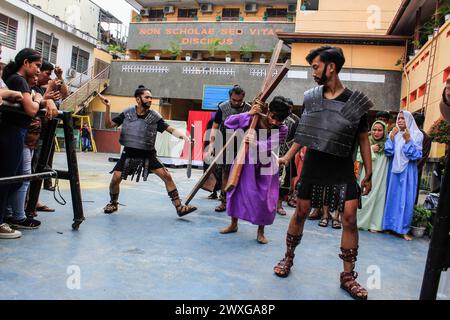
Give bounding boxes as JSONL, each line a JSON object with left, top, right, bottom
{"left": 383, "top": 111, "right": 423, "bottom": 240}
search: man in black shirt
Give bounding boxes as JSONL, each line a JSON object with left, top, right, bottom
{"left": 32, "top": 61, "right": 68, "bottom": 191}
{"left": 99, "top": 86, "right": 197, "bottom": 217}
{"left": 273, "top": 46, "right": 373, "bottom": 300}
{"left": 206, "top": 85, "right": 251, "bottom": 212}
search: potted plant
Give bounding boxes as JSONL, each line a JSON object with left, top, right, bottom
{"left": 240, "top": 44, "right": 257, "bottom": 62}
{"left": 216, "top": 15, "right": 222, "bottom": 21}
{"left": 135, "top": 14, "right": 142, "bottom": 22}
{"left": 437, "top": 4, "right": 450, "bottom": 23}
{"left": 108, "top": 44, "right": 125, "bottom": 59}
{"left": 163, "top": 37, "right": 182, "bottom": 60}
{"left": 154, "top": 52, "right": 160, "bottom": 61}
{"left": 206, "top": 39, "right": 221, "bottom": 60}
{"left": 411, "top": 206, "right": 432, "bottom": 238}
{"left": 221, "top": 44, "right": 232, "bottom": 62}
{"left": 260, "top": 54, "right": 267, "bottom": 63}
{"left": 412, "top": 40, "right": 422, "bottom": 54}
{"left": 185, "top": 52, "right": 191, "bottom": 61}
{"left": 137, "top": 43, "right": 151, "bottom": 59}
{"left": 287, "top": 14, "right": 294, "bottom": 22}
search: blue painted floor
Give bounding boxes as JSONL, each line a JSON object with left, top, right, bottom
{"left": 0, "top": 153, "right": 431, "bottom": 300}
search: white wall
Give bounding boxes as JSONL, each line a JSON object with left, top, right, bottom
{"left": 29, "top": 0, "right": 100, "bottom": 39}
{"left": 1, "top": 0, "right": 29, "bottom": 63}
{"left": 1, "top": 0, "right": 95, "bottom": 80}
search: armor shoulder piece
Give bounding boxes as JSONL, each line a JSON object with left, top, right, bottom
{"left": 145, "top": 109, "right": 163, "bottom": 125}
{"left": 341, "top": 91, "right": 374, "bottom": 122}
{"left": 218, "top": 100, "right": 230, "bottom": 111}
{"left": 243, "top": 102, "right": 252, "bottom": 112}
{"left": 124, "top": 106, "right": 138, "bottom": 121}
{"left": 303, "top": 86, "right": 323, "bottom": 113}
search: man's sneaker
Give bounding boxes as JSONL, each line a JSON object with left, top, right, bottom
{"left": 0, "top": 223, "right": 22, "bottom": 239}
{"left": 9, "top": 218, "right": 41, "bottom": 230}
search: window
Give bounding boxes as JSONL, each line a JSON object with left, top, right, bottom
{"left": 266, "top": 8, "right": 288, "bottom": 20}
{"left": 222, "top": 8, "right": 240, "bottom": 21}
{"left": 0, "top": 13, "right": 18, "bottom": 50}
{"left": 148, "top": 9, "right": 164, "bottom": 21}
{"left": 301, "top": 0, "right": 319, "bottom": 11}
{"left": 35, "top": 31, "right": 58, "bottom": 64}
{"left": 71, "top": 47, "right": 90, "bottom": 73}
{"left": 178, "top": 9, "right": 198, "bottom": 20}
{"left": 418, "top": 84, "right": 427, "bottom": 98}
{"left": 410, "top": 90, "right": 417, "bottom": 103}
{"left": 444, "top": 66, "right": 450, "bottom": 82}
{"left": 401, "top": 97, "right": 407, "bottom": 107}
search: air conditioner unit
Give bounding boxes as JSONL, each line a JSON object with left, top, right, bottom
{"left": 66, "top": 68, "right": 77, "bottom": 78}
{"left": 140, "top": 9, "right": 149, "bottom": 16}
{"left": 244, "top": 3, "right": 258, "bottom": 13}
{"left": 287, "top": 4, "right": 297, "bottom": 13}
{"left": 163, "top": 6, "right": 175, "bottom": 14}
{"left": 200, "top": 3, "right": 213, "bottom": 13}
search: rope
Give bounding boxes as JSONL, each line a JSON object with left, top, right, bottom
{"left": 51, "top": 170, "right": 67, "bottom": 206}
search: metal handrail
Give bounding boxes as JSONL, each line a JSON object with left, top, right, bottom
{"left": 61, "top": 65, "right": 110, "bottom": 111}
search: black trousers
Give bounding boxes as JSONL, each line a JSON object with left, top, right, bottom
{"left": 0, "top": 124, "right": 25, "bottom": 224}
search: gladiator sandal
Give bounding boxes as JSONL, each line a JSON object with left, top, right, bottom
{"left": 169, "top": 189, "right": 197, "bottom": 217}
{"left": 339, "top": 247, "right": 368, "bottom": 300}
{"left": 215, "top": 192, "right": 227, "bottom": 212}
{"left": 104, "top": 193, "right": 119, "bottom": 214}
{"left": 273, "top": 233, "right": 303, "bottom": 278}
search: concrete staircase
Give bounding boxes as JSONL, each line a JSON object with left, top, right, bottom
{"left": 60, "top": 66, "right": 110, "bottom": 113}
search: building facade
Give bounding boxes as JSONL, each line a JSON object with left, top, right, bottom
{"left": 1, "top": 0, "right": 98, "bottom": 80}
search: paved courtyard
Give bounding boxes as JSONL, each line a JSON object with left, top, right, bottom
{"left": 0, "top": 152, "right": 433, "bottom": 300}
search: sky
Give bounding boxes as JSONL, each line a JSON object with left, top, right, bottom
{"left": 91, "top": 0, "right": 138, "bottom": 41}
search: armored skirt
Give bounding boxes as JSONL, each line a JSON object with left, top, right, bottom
{"left": 111, "top": 147, "right": 165, "bottom": 181}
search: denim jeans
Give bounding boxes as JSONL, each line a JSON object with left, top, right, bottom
{"left": 82, "top": 136, "right": 91, "bottom": 151}
{"left": 0, "top": 125, "right": 26, "bottom": 224}
{"left": 6, "top": 148, "right": 34, "bottom": 221}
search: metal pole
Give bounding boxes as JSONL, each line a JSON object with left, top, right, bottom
{"left": 420, "top": 145, "right": 450, "bottom": 300}
{"left": 62, "top": 111, "right": 85, "bottom": 230}
{"left": 0, "top": 172, "right": 56, "bottom": 185}
{"left": 26, "top": 119, "right": 58, "bottom": 215}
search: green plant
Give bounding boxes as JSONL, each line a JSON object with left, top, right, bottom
{"left": 395, "top": 57, "right": 404, "bottom": 66}
{"left": 206, "top": 39, "right": 221, "bottom": 57}
{"left": 429, "top": 118, "right": 450, "bottom": 144}
{"left": 240, "top": 44, "right": 257, "bottom": 55}
{"left": 137, "top": 44, "right": 151, "bottom": 56}
{"left": 163, "top": 37, "right": 182, "bottom": 57}
{"left": 413, "top": 206, "right": 432, "bottom": 228}
{"left": 412, "top": 39, "right": 422, "bottom": 50}
{"left": 135, "top": 14, "right": 142, "bottom": 22}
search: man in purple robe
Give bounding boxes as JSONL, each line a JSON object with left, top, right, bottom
{"left": 219, "top": 96, "right": 289, "bottom": 244}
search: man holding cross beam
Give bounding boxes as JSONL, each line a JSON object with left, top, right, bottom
{"left": 273, "top": 46, "right": 373, "bottom": 300}
{"left": 219, "top": 96, "right": 290, "bottom": 244}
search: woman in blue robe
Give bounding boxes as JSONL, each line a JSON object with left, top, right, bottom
{"left": 383, "top": 111, "right": 423, "bottom": 240}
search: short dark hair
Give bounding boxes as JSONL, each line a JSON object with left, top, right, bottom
{"left": 134, "top": 85, "right": 151, "bottom": 98}
{"left": 229, "top": 85, "right": 245, "bottom": 97}
{"left": 376, "top": 111, "right": 391, "bottom": 120}
{"left": 413, "top": 112, "right": 425, "bottom": 127}
{"left": 305, "top": 46, "right": 346, "bottom": 73}
{"left": 269, "top": 96, "right": 290, "bottom": 122}
{"left": 284, "top": 98, "right": 294, "bottom": 107}
{"left": 40, "top": 61, "right": 54, "bottom": 72}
